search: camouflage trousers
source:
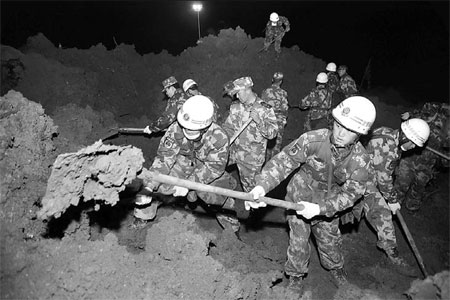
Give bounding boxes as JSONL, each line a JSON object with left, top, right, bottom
{"left": 352, "top": 191, "right": 397, "bottom": 250}
{"left": 264, "top": 31, "right": 285, "bottom": 53}
{"left": 135, "top": 156, "right": 236, "bottom": 220}
{"left": 229, "top": 152, "right": 265, "bottom": 192}
{"left": 266, "top": 126, "right": 285, "bottom": 161}
{"left": 395, "top": 151, "right": 438, "bottom": 209}
{"left": 285, "top": 214, "right": 343, "bottom": 277}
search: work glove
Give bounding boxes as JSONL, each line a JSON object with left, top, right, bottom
{"left": 172, "top": 186, "right": 189, "bottom": 197}
{"left": 401, "top": 112, "right": 410, "bottom": 121}
{"left": 245, "top": 185, "right": 267, "bottom": 210}
{"left": 143, "top": 125, "right": 152, "bottom": 135}
{"left": 249, "top": 110, "right": 262, "bottom": 125}
{"left": 388, "top": 202, "right": 401, "bottom": 215}
{"left": 295, "top": 201, "right": 321, "bottom": 219}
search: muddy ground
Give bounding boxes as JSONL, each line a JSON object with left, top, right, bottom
{"left": 1, "top": 29, "right": 449, "bottom": 299}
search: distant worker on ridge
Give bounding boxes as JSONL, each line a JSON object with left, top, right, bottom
{"left": 262, "top": 12, "right": 290, "bottom": 55}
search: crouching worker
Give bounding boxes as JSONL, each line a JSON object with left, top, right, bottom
{"left": 246, "top": 96, "right": 376, "bottom": 292}
{"left": 134, "top": 95, "right": 246, "bottom": 230}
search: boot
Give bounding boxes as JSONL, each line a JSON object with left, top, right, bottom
{"left": 216, "top": 213, "right": 240, "bottom": 233}
{"left": 329, "top": 268, "right": 348, "bottom": 287}
{"left": 385, "top": 247, "right": 410, "bottom": 267}
{"left": 287, "top": 275, "right": 304, "bottom": 293}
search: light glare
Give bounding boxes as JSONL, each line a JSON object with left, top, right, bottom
{"left": 192, "top": 3, "right": 202, "bottom": 12}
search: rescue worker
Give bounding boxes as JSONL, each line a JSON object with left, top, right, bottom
{"left": 247, "top": 96, "right": 377, "bottom": 291}
{"left": 299, "top": 72, "right": 332, "bottom": 132}
{"left": 222, "top": 76, "right": 278, "bottom": 193}
{"left": 343, "top": 118, "right": 430, "bottom": 268}
{"left": 325, "top": 62, "right": 343, "bottom": 108}
{"left": 337, "top": 65, "right": 358, "bottom": 98}
{"left": 395, "top": 102, "right": 449, "bottom": 211}
{"left": 182, "top": 78, "right": 221, "bottom": 122}
{"left": 143, "top": 76, "right": 188, "bottom": 135}
{"left": 261, "top": 72, "right": 289, "bottom": 160}
{"left": 135, "top": 95, "right": 243, "bottom": 228}
{"left": 262, "top": 12, "right": 290, "bottom": 55}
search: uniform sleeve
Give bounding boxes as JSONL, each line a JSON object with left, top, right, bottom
{"left": 149, "top": 98, "right": 178, "bottom": 132}
{"left": 254, "top": 103, "right": 278, "bottom": 139}
{"left": 280, "top": 92, "right": 289, "bottom": 116}
{"left": 321, "top": 158, "right": 370, "bottom": 216}
{"left": 299, "top": 90, "right": 315, "bottom": 109}
{"left": 281, "top": 16, "right": 290, "bottom": 31}
{"left": 256, "top": 135, "right": 308, "bottom": 193}
{"left": 149, "top": 124, "right": 180, "bottom": 188}
{"left": 187, "top": 129, "right": 229, "bottom": 184}
{"left": 371, "top": 139, "right": 398, "bottom": 203}
{"left": 221, "top": 104, "right": 240, "bottom": 139}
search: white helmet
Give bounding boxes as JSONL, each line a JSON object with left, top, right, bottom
{"left": 316, "top": 72, "right": 328, "bottom": 84}
{"left": 401, "top": 118, "right": 430, "bottom": 147}
{"left": 182, "top": 79, "right": 197, "bottom": 92}
{"left": 270, "top": 12, "right": 279, "bottom": 22}
{"left": 332, "top": 96, "right": 376, "bottom": 134}
{"left": 326, "top": 62, "right": 337, "bottom": 72}
{"left": 177, "top": 95, "right": 214, "bottom": 131}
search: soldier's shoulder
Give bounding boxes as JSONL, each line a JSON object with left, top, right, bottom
{"left": 256, "top": 98, "right": 273, "bottom": 109}
{"left": 301, "top": 128, "right": 330, "bottom": 144}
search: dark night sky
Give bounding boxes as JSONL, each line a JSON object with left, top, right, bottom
{"left": 1, "top": 1, "right": 449, "bottom": 101}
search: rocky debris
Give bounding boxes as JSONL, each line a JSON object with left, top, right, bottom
{"left": 406, "top": 270, "right": 449, "bottom": 300}
{"left": 38, "top": 141, "right": 144, "bottom": 219}
{"left": 0, "top": 90, "right": 58, "bottom": 237}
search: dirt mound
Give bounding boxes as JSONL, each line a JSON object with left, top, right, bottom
{"left": 0, "top": 90, "right": 57, "bottom": 239}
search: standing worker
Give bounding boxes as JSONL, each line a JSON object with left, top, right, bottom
{"left": 222, "top": 76, "right": 278, "bottom": 193}
{"left": 337, "top": 65, "right": 358, "bottom": 98}
{"left": 325, "top": 62, "right": 343, "bottom": 108}
{"left": 261, "top": 72, "right": 289, "bottom": 160}
{"left": 299, "top": 72, "right": 332, "bottom": 132}
{"left": 262, "top": 12, "right": 290, "bottom": 56}
{"left": 342, "top": 118, "right": 430, "bottom": 269}
{"left": 247, "top": 96, "right": 377, "bottom": 292}
{"left": 143, "top": 76, "right": 188, "bottom": 135}
{"left": 135, "top": 95, "right": 245, "bottom": 228}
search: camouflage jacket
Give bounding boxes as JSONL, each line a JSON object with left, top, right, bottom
{"left": 410, "top": 102, "right": 449, "bottom": 149}
{"left": 339, "top": 74, "right": 358, "bottom": 97}
{"left": 149, "top": 88, "right": 188, "bottom": 132}
{"left": 222, "top": 96, "right": 278, "bottom": 164}
{"left": 299, "top": 85, "right": 332, "bottom": 120}
{"left": 327, "top": 72, "right": 340, "bottom": 93}
{"left": 261, "top": 85, "right": 289, "bottom": 128}
{"left": 149, "top": 122, "right": 229, "bottom": 188}
{"left": 256, "top": 129, "right": 371, "bottom": 217}
{"left": 265, "top": 16, "right": 290, "bottom": 36}
{"left": 366, "top": 127, "right": 401, "bottom": 204}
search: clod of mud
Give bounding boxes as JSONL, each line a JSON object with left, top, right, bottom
{"left": 38, "top": 141, "right": 144, "bottom": 219}
{"left": 405, "top": 270, "right": 449, "bottom": 300}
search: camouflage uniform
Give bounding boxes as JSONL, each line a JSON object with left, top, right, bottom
{"left": 264, "top": 16, "right": 290, "bottom": 54}
{"left": 148, "top": 88, "right": 189, "bottom": 133}
{"left": 261, "top": 83, "right": 289, "bottom": 160}
{"left": 349, "top": 127, "right": 401, "bottom": 250}
{"left": 395, "top": 102, "right": 449, "bottom": 210}
{"left": 135, "top": 121, "right": 232, "bottom": 219}
{"left": 255, "top": 129, "right": 371, "bottom": 277}
{"left": 327, "top": 71, "right": 344, "bottom": 108}
{"left": 299, "top": 85, "right": 332, "bottom": 132}
{"left": 338, "top": 74, "right": 358, "bottom": 98}
{"left": 222, "top": 96, "right": 278, "bottom": 192}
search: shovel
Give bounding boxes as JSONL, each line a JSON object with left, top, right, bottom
{"left": 101, "top": 127, "right": 147, "bottom": 142}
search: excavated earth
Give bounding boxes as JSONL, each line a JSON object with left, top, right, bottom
{"left": 1, "top": 29, "right": 449, "bottom": 299}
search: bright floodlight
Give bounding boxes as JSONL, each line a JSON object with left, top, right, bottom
{"left": 193, "top": 3, "right": 202, "bottom": 12}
